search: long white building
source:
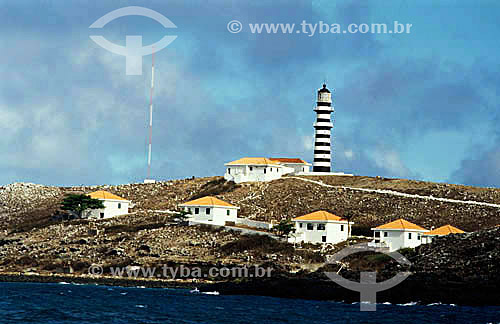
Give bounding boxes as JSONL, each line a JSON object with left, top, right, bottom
{"left": 313, "top": 84, "right": 334, "bottom": 172}
{"left": 224, "top": 157, "right": 310, "bottom": 183}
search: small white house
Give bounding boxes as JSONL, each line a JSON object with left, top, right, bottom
{"left": 85, "top": 190, "right": 130, "bottom": 219}
{"left": 289, "top": 211, "right": 352, "bottom": 244}
{"left": 421, "top": 224, "right": 465, "bottom": 244}
{"left": 269, "top": 158, "right": 311, "bottom": 173}
{"left": 370, "top": 219, "right": 428, "bottom": 252}
{"left": 178, "top": 196, "right": 239, "bottom": 226}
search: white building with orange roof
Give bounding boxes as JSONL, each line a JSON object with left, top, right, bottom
{"left": 421, "top": 224, "right": 465, "bottom": 244}
{"left": 289, "top": 211, "right": 352, "bottom": 244}
{"left": 85, "top": 190, "right": 131, "bottom": 219}
{"left": 224, "top": 157, "right": 290, "bottom": 183}
{"left": 224, "top": 157, "right": 311, "bottom": 183}
{"left": 178, "top": 196, "right": 239, "bottom": 226}
{"left": 370, "top": 218, "right": 429, "bottom": 251}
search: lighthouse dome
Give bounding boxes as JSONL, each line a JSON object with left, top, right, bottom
{"left": 318, "top": 83, "right": 330, "bottom": 93}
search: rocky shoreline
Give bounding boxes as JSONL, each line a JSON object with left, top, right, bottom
{"left": 1, "top": 271, "right": 498, "bottom": 307}
{"left": 0, "top": 272, "right": 200, "bottom": 290}
{"left": 203, "top": 275, "right": 500, "bottom": 306}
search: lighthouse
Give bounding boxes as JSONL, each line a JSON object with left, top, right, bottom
{"left": 313, "top": 84, "right": 334, "bottom": 172}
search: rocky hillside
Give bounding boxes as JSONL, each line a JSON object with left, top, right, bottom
{"left": 1, "top": 175, "right": 500, "bottom": 233}
{"left": 408, "top": 226, "right": 500, "bottom": 283}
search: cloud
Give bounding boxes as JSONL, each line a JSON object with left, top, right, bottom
{"left": 372, "top": 146, "right": 412, "bottom": 178}
{"left": 450, "top": 146, "right": 500, "bottom": 188}
{"left": 344, "top": 149, "right": 354, "bottom": 160}
{"left": 1, "top": 1, "right": 500, "bottom": 188}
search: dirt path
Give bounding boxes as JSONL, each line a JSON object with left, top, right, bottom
{"left": 285, "top": 177, "right": 500, "bottom": 209}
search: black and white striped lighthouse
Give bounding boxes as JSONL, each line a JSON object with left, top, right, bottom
{"left": 313, "top": 84, "right": 334, "bottom": 172}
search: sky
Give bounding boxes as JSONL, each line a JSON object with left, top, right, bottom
{"left": 0, "top": 0, "right": 499, "bottom": 187}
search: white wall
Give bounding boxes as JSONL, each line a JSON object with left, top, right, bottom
{"left": 421, "top": 235, "right": 434, "bottom": 244}
{"left": 235, "top": 218, "right": 273, "bottom": 230}
{"left": 280, "top": 164, "right": 310, "bottom": 174}
{"left": 290, "top": 220, "right": 349, "bottom": 244}
{"left": 85, "top": 199, "right": 130, "bottom": 219}
{"left": 183, "top": 205, "right": 238, "bottom": 226}
{"left": 224, "top": 165, "right": 284, "bottom": 183}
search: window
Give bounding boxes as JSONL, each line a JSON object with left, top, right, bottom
{"left": 322, "top": 236, "right": 327, "bottom": 243}
{"left": 418, "top": 235, "right": 421, "bottom": 240}
{"left": 299, "top": 223, "right": 303, "bottom": 228}
{"left": 264, "top": 168, "right": 266, "bottom": 174}
{"left": 340, "top": 225, "right": 344, "bottom": 231}
{"left": 118, "top": 203, "right": 121, "bottom": 209}
{"left": 206, "top": 208, "right": 210, "bottom": 215}
{"left": 227, "top": 210, "right": 230, "bottom": 216}
{"left": 250, "top": 166, "right": 253, "bottom": 171}
{"left": 408, "top": 233, "right": 412, "bottom": 239}
{"left": 317, "top": 224, "right": 326, "bottom": 230}
{"left": 384, "top": 232, "right": 388, "bottom": 237}
{"left": 307, "top": 223, "right": 314, "bottom": 230}
{"left": 374, "top": 232, "right": 380, "bottom": 238}
{"left": 100, "top": 213, "right": 104, "bottom": 219}
{"left": 195, "top": 208, "right": 199, "bottom": 214}
{"left": 228, "top": 168, "right": 231, "bottom": 174}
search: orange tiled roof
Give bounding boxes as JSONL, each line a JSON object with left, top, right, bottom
{"left": 269, "top": 158, "right": 309, "bottom": 164}
{"left": 87, "top": 190, "right": 127, "bottom": 201}
{"left": 375, "top": 219, "right": 427, "bottom": 231}
{"left": 423, "top": 225, "right": 465, "bottom": 236}
{"left": 180, "top": 196, "right": 236, "bottom": 208}
{"left": 292, "top": 211, "right": 346, "bottom": 222}
{"left": 225, "top": 157, "right": 281, "bottom": 166}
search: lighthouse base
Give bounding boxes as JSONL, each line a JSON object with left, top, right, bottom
{"left": 295, "top": 171, "right": 354, "bottom": 176}
{"left": 313, "top": 166, "right": 331, "bottom": 172}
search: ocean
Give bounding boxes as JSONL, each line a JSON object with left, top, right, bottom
{"left": 0, "top": 282, "right": 498, "bottom": 323}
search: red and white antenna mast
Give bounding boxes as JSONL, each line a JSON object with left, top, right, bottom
{"left": 146, "top": 47, "right": 155, "bottom": 182}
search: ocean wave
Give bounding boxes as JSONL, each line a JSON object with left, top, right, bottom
{"left": 397, "top": 302, "right": 418, "bottom": 306}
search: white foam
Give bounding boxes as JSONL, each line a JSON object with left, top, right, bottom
{"left": 397, "top": 302, "right": 418, "bottom": 306}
